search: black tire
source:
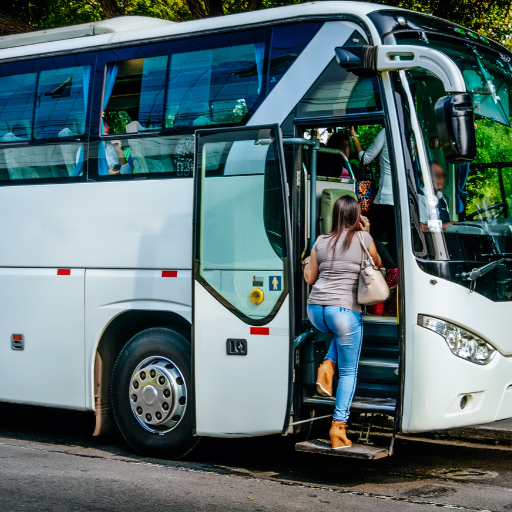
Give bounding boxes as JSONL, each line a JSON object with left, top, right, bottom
{"left": 111, "top": 327, "right": 200, "bottom": 459}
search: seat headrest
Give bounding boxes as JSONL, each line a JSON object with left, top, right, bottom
{"left": 320, "top": 188, "right": 358, "bottom": 234}
{"left": 125, "top": 121, "right": 142, "bottom": 134}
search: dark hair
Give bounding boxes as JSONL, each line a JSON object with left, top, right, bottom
{"left": 327, "top": 131, "right": 350, "bottom": 151}
{"left": 327, "top": 195, "right": 361, "bottom": 253}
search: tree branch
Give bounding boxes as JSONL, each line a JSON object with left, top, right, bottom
{"left": 0, "top": 14, "right": 33, "bottom": 34}
{"left": 204, "top": 0, "right": 225, "bottom": 16}
{"left": 185, "top": 0, "right": 207, "bottom": 18}
{"left": 246, "top": 0, "right": 263, "bottom": 12}
{"left": 99, "top": 0, "right": 122, "bottom": 19}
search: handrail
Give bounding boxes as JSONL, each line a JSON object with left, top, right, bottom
{"left": 283, "top": 137, "right": 319, "bottom": 250}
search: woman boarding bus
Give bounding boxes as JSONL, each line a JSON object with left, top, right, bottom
{"left": 0, "top": 2, "right": 510, "bottom": 459}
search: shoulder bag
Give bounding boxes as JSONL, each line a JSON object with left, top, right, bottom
{"left": 357, "top": 232, "right": 390, "bottom": 305}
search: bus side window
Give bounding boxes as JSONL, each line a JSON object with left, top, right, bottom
{"left": 102, "top": 56, "right": 168, "bottom": 135}
{"left": 96, "top": 56, "right": 186, "bottom": 177}
{"left": 0, "top": 61, "right": 89, "bottom": 184}
{"left": 165, "top": 33, "right": 270, "bottom": 130}
{"left": 0, "top": 72, "right": 36, "bottom": 141}
{"left": 35, "top": 65, "right": 89, "bottom": 139}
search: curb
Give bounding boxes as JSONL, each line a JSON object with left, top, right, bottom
{"left": 434, "top": 419, "right": 512, "bottom": 444}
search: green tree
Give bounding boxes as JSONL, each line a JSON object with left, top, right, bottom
{"left": 0, "top": 0, "right": 512, "bottom": 52}
{"left": 385, "top": 0, "right": 512, "bottom": 51}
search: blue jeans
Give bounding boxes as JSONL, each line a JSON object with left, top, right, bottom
{"left": 307, "top": 304, "right": 363, "bottom": 422}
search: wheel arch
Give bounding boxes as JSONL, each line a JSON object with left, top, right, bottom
{"left": 92, "top": 309, "right": 191, "bottom": 437}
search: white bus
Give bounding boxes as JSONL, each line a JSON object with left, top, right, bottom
{"left": 0, "top": 1, "right": 511, "bottom": 459}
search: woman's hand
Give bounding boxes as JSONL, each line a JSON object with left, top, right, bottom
{"left": 303, "top": 250, "right": 319, "bottom": 285}
{"left": 359, "top": 215, "right": 370, "bottom": 233}
{"left": 349, "top": 126, "right": 357, "bottom": 137}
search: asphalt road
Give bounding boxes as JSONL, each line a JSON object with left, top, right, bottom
{"left": 1, "top": 403, "right": 512, "bottom": 512}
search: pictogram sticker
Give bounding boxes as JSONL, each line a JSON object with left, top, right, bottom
{"left": 269, "top": 276, "right": 281, "bottom": 291}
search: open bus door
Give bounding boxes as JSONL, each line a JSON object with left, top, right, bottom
{"left": 294, "top": 44, "right": 472, "bottom": 457}
{"left": 193, "top": 125, "right": 294, "bottom": 437}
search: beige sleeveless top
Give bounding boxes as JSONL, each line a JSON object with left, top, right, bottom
{"left": 307, "top": 231, "right": 373, "bottom": 313}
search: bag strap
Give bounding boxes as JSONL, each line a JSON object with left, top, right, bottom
{"left": 357, "top": 231, "right": 376, "bottom": 269}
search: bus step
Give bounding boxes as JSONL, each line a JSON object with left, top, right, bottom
{"left": 303, "top": 396, "right": 396, "bottom": 413}
{"left": 295, "top": 439, "right": 388, "bottom": 460}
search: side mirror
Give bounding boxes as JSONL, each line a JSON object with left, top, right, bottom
{"left": 335, "top": 46, "right": 378, "bottom": 77}
{"left": 435, "top": 93, "right": 476, "bottom": 163}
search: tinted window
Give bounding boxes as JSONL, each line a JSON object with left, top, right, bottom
{"left": 90, "top": 134, "right": 194, "bottom": 177}
{"left": 267, "top": 22, "right": 322, "bottom": 94}
{"left": 295, "top": 57, "right": 381, "bottom": 118}
{"left": 0, "top": 55, "right": 91, "bottom": 183}
{"left": 0, "top": 73, "right": 36, "bottom": 141}
{"left": 103, "top": 56, "right": 168, "bottom": 134}
{"left": 166, "top": 42, "right": 266, "bottom": 129}
{"left": 35, "top": 65, "right": 90, "bottom": 139}
{"left": 0, "top": 142, "right": 85, "bottom": 181}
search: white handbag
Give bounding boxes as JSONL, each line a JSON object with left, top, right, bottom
{"left": 357, "top": 232, "right": 390, "bottom": 306}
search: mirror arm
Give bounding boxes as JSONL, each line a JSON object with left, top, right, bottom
{"left": 376, "top": 45, "right": 466, "bottom": 94}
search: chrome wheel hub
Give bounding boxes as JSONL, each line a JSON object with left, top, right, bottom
{"left": 129, "top": 356, "right": 187, "bottom": 433}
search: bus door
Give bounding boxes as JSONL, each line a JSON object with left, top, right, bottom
{"left": 193, "top": 125, "right": 293, "bottom": 436}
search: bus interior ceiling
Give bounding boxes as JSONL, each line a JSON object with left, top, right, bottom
{"left": 294, "top": 124, "right": 399, "bottom": 422}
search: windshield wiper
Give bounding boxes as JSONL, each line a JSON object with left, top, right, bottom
{"left": 457, "top": 258, "right": 508, "bottom": 284}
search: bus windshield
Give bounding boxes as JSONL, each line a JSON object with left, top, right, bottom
{"left": 394, "top": 32, "right": 512, "bottom": 300}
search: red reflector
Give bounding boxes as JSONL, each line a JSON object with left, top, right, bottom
{"left": 57, "top": 269, "right": 71, "bottom": 275}
{"left": 162, "top": 271, "right": 178, "bottom": 278}
{"left": 250, "top": 327, "right": 269, "bottom": 335}
{"left": 12, "top": 334, "right": 22, "bottom": 341}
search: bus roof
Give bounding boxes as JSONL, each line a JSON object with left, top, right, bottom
{"left": 0, "top": 17, "right": 175, "bottom": 51}
{"left": 0, "top": 2, "right": 389, "bottom": 61}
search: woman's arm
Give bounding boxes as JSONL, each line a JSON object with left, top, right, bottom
{"left": 350, "top": 126, "right": 363, "bottom": 154}
{"left": 369, "top": 241, "right": 382, "bottom": 268}
{"left": 302, "top": 249, "right": 319, "bottom": 285}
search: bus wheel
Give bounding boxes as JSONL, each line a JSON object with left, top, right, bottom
{"left": 111, "top": 327, "right": 199, "bottom": 459}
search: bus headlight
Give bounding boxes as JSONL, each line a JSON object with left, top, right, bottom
{"left": 418, "top": 315, "right": 496, "bottom": 365}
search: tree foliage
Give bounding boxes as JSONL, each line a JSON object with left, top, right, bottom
{"left": 0, "top": 0, "right": 511, "bottom": 51}
{"left": 0, "top": 0, "right": 296, "bottom": 34}
{"left": 374, "top": 0, "right": 512, "bottom": 51}
{"left": 466, "top": 119, "right": 512, "bottom": 214}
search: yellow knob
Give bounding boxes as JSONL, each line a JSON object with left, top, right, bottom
{"left": 250, "top": 288, "right": 264, "bottom": 305}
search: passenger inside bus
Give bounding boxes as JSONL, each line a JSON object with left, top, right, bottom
{"left": 419, "top": 161, "right": 456, "bottom": 232}
{"left": 102, "top": 120, "right": 134, "bottom": 175}
{"left": 317, "top": 131, "right": 362, "bottom": 180}
{"left": 350, "top": 126, "right": 397, "bottom": 268}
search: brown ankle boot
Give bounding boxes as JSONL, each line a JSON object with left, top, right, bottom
{"left": 316, "top": 359, "right": 335, "bottom": 397}
{"left": 329, "top": 421, "right": 352, "bottom": 449}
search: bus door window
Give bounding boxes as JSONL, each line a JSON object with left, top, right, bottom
{"left": 195, "top": 127, "right": 287, "bottom": 321}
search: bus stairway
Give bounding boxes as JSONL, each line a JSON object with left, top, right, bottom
{"left": 301, "top": 319, "right": 399, "bottom": 415}
{"left": 296, "top": 320, "right": 399, "bottom": 458}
